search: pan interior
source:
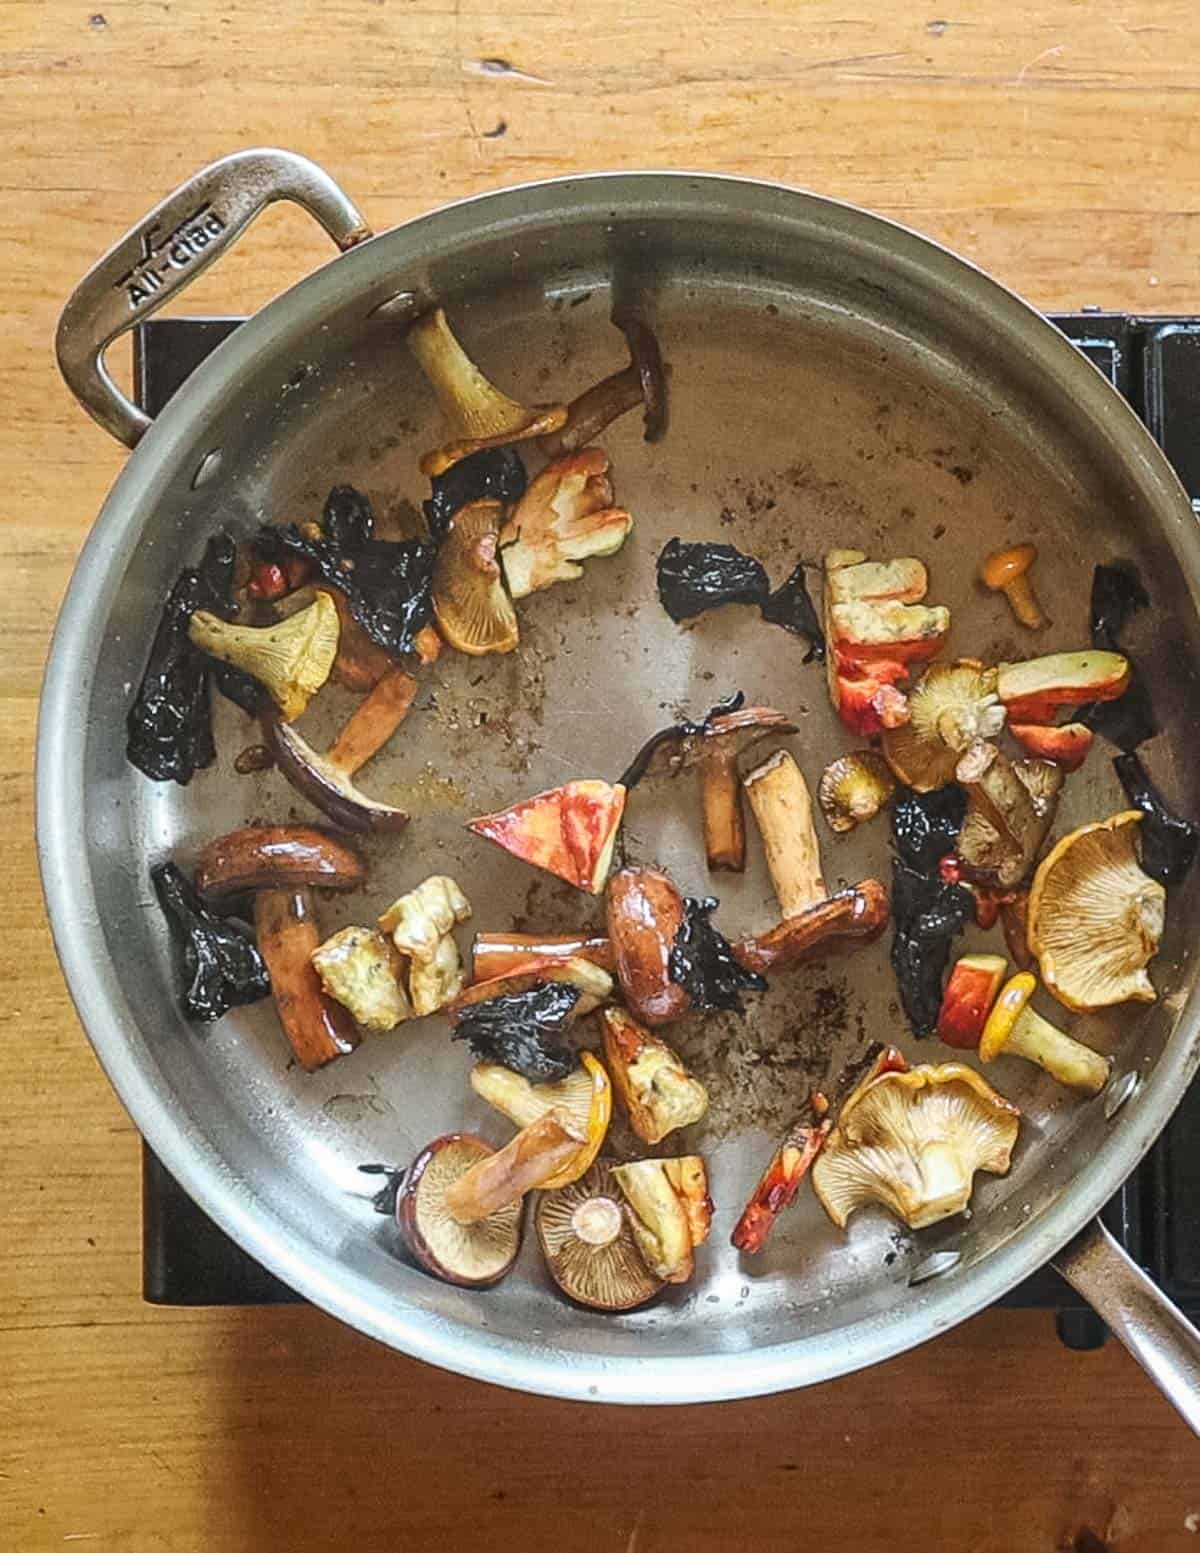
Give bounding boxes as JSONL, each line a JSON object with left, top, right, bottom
{"left": 64, "top": 186, "right": 1200, "bottom": 1383}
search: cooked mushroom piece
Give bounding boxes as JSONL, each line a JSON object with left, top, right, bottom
{"left": 955, "top": 744, "right": 1062, "bottom": 889}
{"left": 743, "top": 750, "right": 825, "bottom": 917}
{"left": 408, "top": 933, "right": 469, "bottom": 1017}
{"left": 432, "top": 497, "right": 519, "bottom": 657}
{"left": 611, "top": 1158, "right": 711, "bottom": 1283}
{"left": 881, "top": 661, "right": 1005, "bottom": 792}
{"left": 669, "top": 896, "right": 767, "bottom": 1013}
{"left": 598, "top": 1007, "right": 708, "bottom": 1144}
{"left": 498, "top": 449, "right": 633, "bottom": 599}
{"left": 818, "top": 751, "right": 896, "bottom": 833}
{"left": 467, "top": 779, "right": 626, "bottom": 894}
{"left": 267, "top": 715, "right": 410, "bottom": 836}
{"left": 1001, "top": 892, "right": 1034, "bottom": 971}
{"left": 408, "top": 307, "right": 567, "bottom": 476}
{"left": 1027, "top": 811, "right": 1165, "bottom": 1011}
{"left": 253, "top": 887, "right": 360, "bottom": 1070}
{"left": 606, "top": 866, "right": 691, "bottom": 1026}
{"left": 195, "top": 824, "right": 366, "bottom": 903}
{"left": 980, "top": 542, "right": 1048, "bottom": 631}
{"left": 937, "top": 953, "right": 1008, "bottom": 1049}
{"left": 1113, "top": 751, "right": 1200, "bottom": 887}
{"left": 396, "top": 1134, "right": 523, "bottom": 1287}
{"left": 535, "top": 1163, "right": 664, "bottom": 1311}
{"left": 275, "top": 584, "right": 399, "bottom": 692}
{"left": 611, "top": 306, "right": 668, "bottom": 442}
{"left": 470, "top": 1051, "right": 612, "bottom": 1187}
{"left": 311, "top": 926, "right": 411, "bottom": 1032}
{"left": 451, "top": 955, "right": 612, "bottom": 1018}
{"left": 997, "top": 650, "right": 1130, "bottom": 723}
{"left": 379, "top": 875, "right": 472, "bottom": 963}
{"left": 471, "top": 931, "right": 616, "bottom": 982}
{"left": 979, "top": 972, "right": 1111, "bottom": 1095}
{"left": 151, "top": 862, "right": 271, "bottom": 1022}
{"left": 1009, "top": 721, "right": 1094, "bottom": 772}
{"left": 189, "top": 590, "right": 339, "bottom": 722}
{"left": 731, "top": 880, "right": 890, "bottom": 976}
{"left": 811, "top": 1063, "right": 1020, "bottom": 1231}
{"left": 443, "top": 1111, "right": 585, "bottom": 1225}
{"left": 537, "top": 366, "right": 643, "bottom": 460}
{"left": 731, "top": 1098, "right": 831, "bottom": 1254}
{"left": 450, "top": 977, "right": 588, "bottom": 1082}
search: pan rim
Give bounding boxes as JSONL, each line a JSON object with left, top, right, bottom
{"left": 37, "top": 168, "right": 1200, "bottom": 1403}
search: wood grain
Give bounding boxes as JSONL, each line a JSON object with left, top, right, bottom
{"left": 5, "top": 1, "right": 1200, "bottom": 1548}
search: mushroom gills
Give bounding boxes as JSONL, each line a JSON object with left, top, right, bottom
{"left": 396, "top": 1133, "right": 523, "bottom": 1287}
{"left": 536, "top": 1163, "right": 664, "bottom": 1311}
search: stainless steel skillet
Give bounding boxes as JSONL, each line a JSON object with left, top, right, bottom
{"left": 39, "top": 148, "right": 1200, "bottom": 1418}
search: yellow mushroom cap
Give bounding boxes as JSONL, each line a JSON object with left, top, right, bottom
{"left": 1028, "top": 811, "right": 1165, "bottom": 1012}
{"left": 978, "top": 972, "right": 1037, "bottom": 1063}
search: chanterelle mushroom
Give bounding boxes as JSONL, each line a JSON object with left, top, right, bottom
{"left": 189, "top": 589, "right": 339, "bottom": 722}
{"left": 811, "top": 1063, "right": 1020, "bottom": 1230}
{"left": 498, "top": 448, "right": 633, "bottom": 599}
{"left": 1027, "top": 811, "right": 1165, "bottom": 1012}
{"left": 408, "top": 307, "right": 567, "bottom": 476}
{"left": 432, "top": 498, "right": 519, "bottom": 657}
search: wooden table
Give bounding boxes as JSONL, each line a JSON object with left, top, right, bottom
{"left": 6, "top": 1, "right": 1200, "bottom": 1547}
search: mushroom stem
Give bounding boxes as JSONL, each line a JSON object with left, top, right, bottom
{"left": 472, "top": 932, "right": 616, "bottom": 982}
{"left": 1008, "top": 1005, "right": 1111, "bottom": 1095}
{"left": 743, "top": 750, "right": 825, "bottom": 918}
{"left": 325, "top": 667, "right": 418, "bottom": 776}
{"left": 1003, "top": 573, "right": 1048, "bottom": 631}
{"left": 443, "top": 1111, "right": 583, "bottom": 1225}
{"left": 700, "top": 748, "right": 746, "bottom": 872}
{"left": 538, "top": 365, "right": 643, "bottom": 459}
{"left": 732, "top": 881, "right": 889, "bottom": 975}
{"left": 253, "top": 887, "right": 359, "bottom": 1071}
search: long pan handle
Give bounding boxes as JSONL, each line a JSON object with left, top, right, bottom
{"left": 1052, "top": 1216, "right": 1200, "bottom": 1435}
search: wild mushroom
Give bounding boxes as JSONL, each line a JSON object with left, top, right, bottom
{"left": 611, "top": 1157, "right": 712, "bottom": 1283}
{"left": 1001, "top": 893, "right": 1034, "bottom": 971}
{"left": 467, "top": 779, "right": 626, "bottom": 895}
{"left": 598, "top": 1006, "right": 709, "bottom": 1144}
{"left": 622, "top": 703, "right": 798, "bottom": 873}
{"left": 407, "top": 307, "right": 567, "bottom": 476}
{"left": 470, "top": 1051, "right": 612, "bottom": 1188}
{"left": 606, "top": 865, "right": 691, "bottom": 1027}
{"left": 443, "top": 1111, "right": 586, "bottom": 1225}
{"left": 955, "top": 744, "right": 1062, "bottom": 888}
{"left": 997, "top": 650, "right": 1129, "bottom": 723}
{"left": 611, "top": 306, "right": 668, "bottom": 443}
{"left": 818, "top": 751, "right": 896, "bottom": 833}
{"left": 731, "top": 880, "right": 890, "bottom": 976}
{"left": 811, "top": 1063, "right": 1020, "bottom": 1231}
{"left": 395, "top": 1133, "right": 523, "bottom": 1287}
{"left": 980, "top": 542, "right": 1048, "bottom": 631}
{"left": 274, "top": 583, "right": 397, "bottom": 692}
{"left": 537, "top": 309, "right": 667, "bottom": 458}
{"left": 265, "top": 666, "right": 415, "bottom": 834}
{"left": 311, "top": 925, "right": 411, "bottom": 1032}
{"left": 188, "top": 590, "right": 339, "bottom": 722}
{"left": 1009, "top": 721, "right": 1094, "bottom": 772}
{"left": 731, "top": 1097, "right": 832, "bottom": 1254}
{"left": 379, "top": 875, "right": 472, "bottom": 1017}
{"left": 1027, "top": 811, "right": 1165, "bottom": 1011}
{"left": 1113, "top": 751, "right": 1200, "bottom": 887}
{"left": 881, "top": 661, "right": 1006, "bottom": 792}
{"left": 979, "top": 972, "right": 1111, "bottom": 1095}
{"left": 535, "top": 1163, "right": 664, "bottom": 1312}
{"left": 151, "top": 861, "right": 271, "bottom": 1022}
{"left": 471, "top": 931, "right": 615, "bottom": 982}
{"left": 498, "top": 449, "right": 633, "bottom": 599}
{"left": 743, "top": 749, "right": 825, "bottom": 917}
{"left": 669, "top": 895, "right": 767, "bottom": 1013}
{"left": 253, "top": 887, "right": 360, "bottom": 1070}
{"left": 937, "top": 953, "right": 1008, "bottom": 1049}
{"left": 450, "top": 962, "right": 604, "bottom": 1081}
{"left": 194, "top": 824, "right": 366, "bottom": 903}
{"left": 431, "top": 497, "right": 519, "bottom": 657}
{"left": 450, "top": 955, "right": 612, "bottom": 1019}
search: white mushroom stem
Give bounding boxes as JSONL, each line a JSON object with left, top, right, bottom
{"left": 1007, "top": 1007, "right": 1111, "bottom": 1095}
{"left": 743, "top": 750, "right": 826, "bottom": 918}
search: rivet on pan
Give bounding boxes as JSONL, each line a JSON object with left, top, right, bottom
{"left": 369, "top": 290, "right": 420, "bottom": 320}
{"left": 908, "top": 1250, "right": 961, "bottom": 1287}
{"left": 1104, "top": 1070, "right": 1141, "bottom": 1121}
{"left": 191, "top": 448, "right": 222, "bottom": 489}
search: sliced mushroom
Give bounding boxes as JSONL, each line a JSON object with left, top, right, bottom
{"left": 450, "top": 955, "right": 613, "bottom": 1019}
{"left": 816, "top": 750, "right": 894, "bottom": 834}
{"left": 253, "top": 887, "right": 360, "bottom": 1070}
{"left": 396, "top": 1133, "right": 523, "bottom": 1287}
{"left": 471, "top": 931, "right": 616, "bottom": 982}
{"left": 611, "top": 306, "right": 668, "bottom": 443}
{"left": 276, "top": 583, "right": 398, "bottom": 692}
{"left": 611, "top": 1157, "right": 710, "bottom": 1284}
{"left": 189, "top": 590, "right": 339, "bottom": 722}
{"left": 498, "top": 448, "right": 633, "bottom": 599}
{"left": 881, "top": 661, "right": 1005, "bottom": 792}
{"left": 379, "top": 875, "right": 472, "bottom": 963}
{"left": 731, "top": 880, "right": 890, "bottom": 976}
{"left": 605, "top": 866, "right": 691, "bottom": 1027}
{"left": 538, "top": 366, "right": 643, "bottom": 460}
{"left": 731, "top": 1096, "right": 831, "bottom": 1254}
{"left": 443, "top": 1111, "right": 585, "bottom": 1225}
{"left": 467, "top": 779, "right": 626, "bottom": 894}
{"left": 979, "top": 972, "right": 1111, "bottom": 1095}
{"left": 195, "top": 825, "right": 366, "bottom": 903}
{"left": 1027, "top": 811, "right": 1165, "bottom": 1012}
{"left": 470, "top": 1051, "right": 612, "bottom": 1188}
{"left": 432, "top": 498, "right": 520, "bottom": 656}
{"left": 997, "top": 650, "right": 1130, "bottom": 723}
{"left": 535, "top": 1162, "right": 664, "bottom": 1311}
{"left": 408, "top": 307, "right": 567, "bottom": 476}
{"left": 265, "top": 668, "right": 414, "bottom": 834}
{"left": 598, "top": 1006, "right": 708, "bottom": 1144}
{"left": 743, "top": 749, "right": 825, "bottom": 917}
{"left": 1009, "top": 721, "right": 1094, "bottom": 772}
{"left": 311, "top": 925, "right": 411, "bottom": 1032}
{"left": 811, "top": 1063, "right": 1020, "bottom": 1231}
{"left": 955, "top": 742, "right": 1061, "bottom": 889}
{"left": 936, "top": 953, "right": 1008, "bottom": 1049}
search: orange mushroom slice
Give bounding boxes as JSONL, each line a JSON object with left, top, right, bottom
{"left": 467, "top": 779, "right": 626, "bottom": 894}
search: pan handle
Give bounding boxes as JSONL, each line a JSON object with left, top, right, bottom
{"left": 1052, "top": 1216, "right": 1200, "bottom": 1435}
{"left": 55, "top": 148, "right": 373, "bottom": 449}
